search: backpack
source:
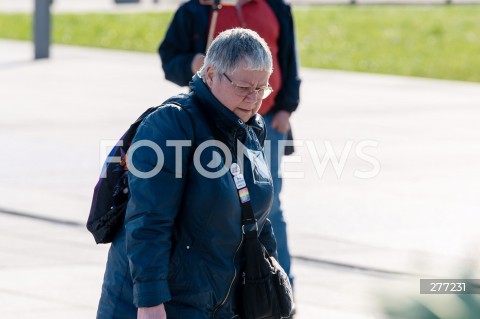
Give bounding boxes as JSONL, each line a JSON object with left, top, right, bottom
{"left": 87, "top": 98, "right": 194, "bottom": 244}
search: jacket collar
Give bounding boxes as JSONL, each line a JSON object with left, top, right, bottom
{"left": 190, "top": 74, "right": 247, "bottom": 136}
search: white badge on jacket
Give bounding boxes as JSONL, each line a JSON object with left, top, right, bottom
{"left": 247, "top": 149, "right": 272, "bottom": 185}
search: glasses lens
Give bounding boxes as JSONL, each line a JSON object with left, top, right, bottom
{"left": 235, "top": 87, "right": 253, "bottom": 97}
{"left": 261, "top": 87, "right": 273, "bottom": 99}
{"left": 226, "top": 73, "right": 273, "bottom": 100}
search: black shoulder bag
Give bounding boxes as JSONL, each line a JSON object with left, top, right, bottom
{"left": 230, "top": 164, "right": 294, "bottom": 319}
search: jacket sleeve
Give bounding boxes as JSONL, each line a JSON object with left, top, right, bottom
{"left": 272, "top": 2, "right": 301, "bottom": 114}
{"left": 158, "top": 3, "right": 208, "bottom": 87}
{"left": 259, "top": 218, "right": 278, "bottom": 260}
{"left": 124, "top": 105, "right": 194, "bottom": 307}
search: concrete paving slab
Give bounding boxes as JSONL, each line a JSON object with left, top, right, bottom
{"left": 1, "top": 214, "right": 457, "bottom": 319}
{"left": 285, "top": 67, "right": 480, "bottom": 261}
{"left": 0, "top": 213, "right": 406, "bottom": 319}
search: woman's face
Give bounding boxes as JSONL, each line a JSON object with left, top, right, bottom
{"left": 205, "top": 61, "right": 271, "bottom": 123}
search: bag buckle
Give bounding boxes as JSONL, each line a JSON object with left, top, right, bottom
{"left": 242, "top": 219, "right": 258, "bottom": 234}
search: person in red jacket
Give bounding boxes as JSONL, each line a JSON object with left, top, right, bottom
{"left": 159, "top": 0, "right": 301, "bottom": 293}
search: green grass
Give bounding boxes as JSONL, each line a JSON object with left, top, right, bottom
{"left": 295, "top": 6, "right": 480, "bottom": 82}
{"left": 0, "top": 12, "right": 174, "bottom": 51}
{"left": 1, "top": 6, "right": 479, "bottom": 82}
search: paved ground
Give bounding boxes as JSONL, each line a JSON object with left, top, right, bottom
{"left": 1, "top": 39, "right": 480, "bottom": 318}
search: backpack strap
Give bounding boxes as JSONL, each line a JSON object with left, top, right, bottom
{"left": 160, "top": 97, "right": 197, "bottom": 156}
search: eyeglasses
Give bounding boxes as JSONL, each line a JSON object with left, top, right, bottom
{"left": 222, "top": 73, "right": 273, "bottom": 100}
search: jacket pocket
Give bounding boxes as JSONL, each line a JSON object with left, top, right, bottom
{"left": 168, "top": 243, "right": 189, "bottom": 284}
{"left": 168, "top": 245, "right": 215, "bottom": 310}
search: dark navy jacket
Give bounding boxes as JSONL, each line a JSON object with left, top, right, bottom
{"left": 97, "top": 75, "right": 276, "bottom": 319}
{"left": 158, "top": 0, "right": 301, "bottom": 114}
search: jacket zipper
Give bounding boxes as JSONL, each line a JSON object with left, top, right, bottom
{"left": 212, "top": 126, "right": 245, "bottom": 318}
{"left": 232, "top": 127, "right": 240, "bottom": 156}
{"left": 212, "top": 234, "right": 244, "bottom": 318}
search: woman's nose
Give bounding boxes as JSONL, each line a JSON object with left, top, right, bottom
{"left": 244, "top": 91, "right": 260, "bottom": 103}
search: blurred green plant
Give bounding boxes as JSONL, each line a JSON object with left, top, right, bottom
{"left": 381, "top": 293, "right": 480, "bottom": 319}
{"left": 0, "top": 6, "right": 479, "bottom": 82}
{"left": 380, "top": 268, "right": 480, "bottom": 319}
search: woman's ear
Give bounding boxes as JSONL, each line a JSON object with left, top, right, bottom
{"left": 205, "top": 66, "right": 215, "bottom": 87}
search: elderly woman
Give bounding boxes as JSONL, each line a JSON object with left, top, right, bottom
{"left": 97, "top": 28, "right": 277, "bottom": 319}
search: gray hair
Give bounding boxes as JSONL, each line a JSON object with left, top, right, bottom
{"left": 199, "top": 28, "right": 273, "bottom": 78}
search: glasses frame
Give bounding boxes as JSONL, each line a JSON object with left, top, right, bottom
{"left": 222, "top": 73, "right": 273, "bottom": 100}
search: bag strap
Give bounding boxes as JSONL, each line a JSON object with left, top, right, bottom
{"left": 229, "top": 164, "right": 258, "bottom": 239}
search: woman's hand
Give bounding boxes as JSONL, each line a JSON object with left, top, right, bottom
{"left": 138, "top": 304, "right": 167, "bottom": 319}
